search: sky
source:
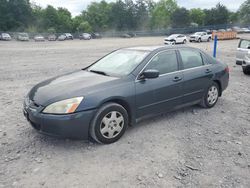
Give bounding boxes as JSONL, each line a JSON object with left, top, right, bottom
{"left": 31, "top": 0, "right": 246, "bottom": 17}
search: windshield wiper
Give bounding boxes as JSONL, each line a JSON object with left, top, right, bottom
{"left": 89, "top": 70, "right": 109, "bottom": 76}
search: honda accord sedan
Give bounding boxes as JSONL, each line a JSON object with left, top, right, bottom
{"left": 23, "top": 46, "right": 229, "bottom": 144}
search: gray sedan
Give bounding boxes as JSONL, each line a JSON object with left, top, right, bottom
{"left": 23, "top": 46, "right": 229, "bottom": 144}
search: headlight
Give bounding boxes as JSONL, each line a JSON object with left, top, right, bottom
{"left": 43, "top": 97, "right": 84, "bottom": 114}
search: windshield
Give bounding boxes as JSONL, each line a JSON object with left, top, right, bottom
{"left": 194, "top": 32, "right": 203, "bottom": 35}
{"left": 88, "top": 49, "right": 149, "bottom": 76}
{"left": 20, "top": 33, "right": 28, "bottom": 37}
{"left": 169, "top": 34, "right": 178, "bottom": 38}
{"left": 2, "top": 33, "right": 9, "bottom": 37}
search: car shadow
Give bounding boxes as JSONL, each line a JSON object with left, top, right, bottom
{"left": 26, "top": 104, "right": 206, "bottom": 150}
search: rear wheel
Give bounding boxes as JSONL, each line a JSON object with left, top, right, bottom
{"left": 90, "top": 103, "right": 128, "bottom": 144}
{"left": 207, "top": 37, "right": 211, "bottom": 42}
{"left": 183, "top": 39, "right": 187, "bottom": 44}
{"left": 200, "top": 82, "right": 219, "bottom": 108}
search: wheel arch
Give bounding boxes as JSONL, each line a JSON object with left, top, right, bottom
{"left": 98, "top": 98, "right": 134, "bottom": 126}
{"left": 213, "top": 80, "right": 222, "bottom": 96}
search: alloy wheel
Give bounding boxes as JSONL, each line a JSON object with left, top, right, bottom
{"left": 100, "top": 111, "right": 124, "bottom": 139}
{"left": 207, "top": 86, "right": 218, "bottom": 105}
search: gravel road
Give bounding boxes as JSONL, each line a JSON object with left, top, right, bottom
{"left": 0, "top": 36, "right": 250, "bottom": 188}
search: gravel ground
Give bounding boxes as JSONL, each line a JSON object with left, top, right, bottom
{"left": 0, "top": 36, "right": 250, "bottom": 188}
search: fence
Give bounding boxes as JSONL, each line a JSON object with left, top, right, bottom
{"left": 1, "top": 23, "right": 249, "bottom": 39}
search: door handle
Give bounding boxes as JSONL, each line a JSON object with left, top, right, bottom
{"left": 173, "top": 76, "right": 182, "bottom": 82}
{"left": 205, "top": 69, "right": 212, "bottom": 73}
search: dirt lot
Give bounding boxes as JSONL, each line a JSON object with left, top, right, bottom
{"left": 0, "top": 36, "right": 250, "bottom": 188}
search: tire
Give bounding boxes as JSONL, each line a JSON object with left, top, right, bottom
{"left": 243, "top": 66, "right": 249, "bottom": 75}
{"left": 183, "top": 39, "right": 187, "bottom": 44}
{"left": 90, "top": 102, "right": 128, "bottom": 144}
{"left": 173, "top": 40, "right": 176, "bottom": 45}
{"left": 207, "top": 37, "right": 211, "bottom": 42}
{"left": 198, "top": 38, "right": 201, "bottom": 43}
{"left": 200, "top": 82, "right": 219, "bottom": 108}
{"left": 189, "top": 40, "right": 192, "bottom": 43}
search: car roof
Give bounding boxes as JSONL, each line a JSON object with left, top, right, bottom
{"left": 123, "top": 45, "right": 197, "bottom": 52}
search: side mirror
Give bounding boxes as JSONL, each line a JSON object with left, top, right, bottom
{"left": 139, "top": 69, "right": 159, "bottom": 79}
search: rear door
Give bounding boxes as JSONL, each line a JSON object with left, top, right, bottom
{"left": 178, "top": 48, "right": 213, "bottom": 104}
{"left": 135, "top": 50, "right": 183, "bottom": 117}
{"left": 236, "top": 39, "right": 250, "bottom": 62}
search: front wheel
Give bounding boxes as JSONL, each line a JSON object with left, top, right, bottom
{"left": 183, "top": 39, "right": 187, "bottom": 44}
{"left": 200, "top": 82, "right": 219, "bottom": 108}
{"left": 198, "top": 38, "right": 201, "bottom": 43}
{"left": 90, "top": 103, "right": 128, "bottom": 144}
{"left": 243, "top": 66, "right": 250, "bottom": 75}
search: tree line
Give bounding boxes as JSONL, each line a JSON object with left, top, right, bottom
{"left": 0, "top": 0, "right": 250, "bottom": 33}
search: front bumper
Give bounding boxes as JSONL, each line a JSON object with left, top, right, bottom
{"left": 164, "top": 40, "right": 174, "bottom": 45}
{"left": 23, "top": 103, "right": 96, "bottom": 139}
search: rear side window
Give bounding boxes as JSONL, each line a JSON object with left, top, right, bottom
{"left": 239, "top": 39, "right": 250, "bottom": 49}
{"left": 145, "top": 50, "right": 178, "bottom": 75}
{"left": 179, "top": 49, "right": 204, "bottom": 69}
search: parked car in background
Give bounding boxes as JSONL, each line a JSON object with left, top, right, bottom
{"left": 0, "top": 33, "right": 11, "bottom": 41}
{"left": 58, "top": 34, "right": 67, "bottom": 41}
{"left": 65, "top": 33, "right": 73, "bottom": 40}
{"left": 79, "top": 33, "right": 92, "bottom": 40}
{"left": 91, "top": 33, "right": 102, "bottom": 39}
{"left": 232, "top": 26, "right": 244, "bottom": 33}
{"left": 241, "top": 28, "right": 250, "bottom": 33}
{"left": 48, "top": 34, "right": 57, "bottom": 41}
{"left": 236, "top": 38, "right": 250, "bottom": 74}
{"left": 23, "top": 46, "right": 229, "bottom": 144}
{"left": 218, "top": 29, "right": 226, "bottom": 32}
{"left": 17, "top": 33, "right": 29, "bottom": 41}
{"left": 34, "top": 35, "right": 45, "bottom": 42}
{"left": 164, "top": 34, "right": 187, "bottom": 45}
{"left": 120, "top": 33, "right": 132, "bottom": 38}
{"left": 189, "top": 32, "right": 212, "bottom": 42}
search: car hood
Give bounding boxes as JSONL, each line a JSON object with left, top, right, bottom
{"left": 29, "top": 70, "right": 119, "bottom": 106}
{"left": 164, "top": 36, "right": 175, "bottom": 40}
{"left": 190, "top": 34, "right": 200, "bottom": 37}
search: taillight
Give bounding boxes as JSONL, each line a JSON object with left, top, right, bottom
{"left": 225, "top": 66, "right": 229, "bottom": 73}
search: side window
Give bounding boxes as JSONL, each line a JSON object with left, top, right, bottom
{"left": 239, "top": 39, "right": 250, "bottom": 49}
{"left": 179, "top": 49, "right": 204, "bottom": 69}
{"left": 145, "top": 50, "right": 178, "bottom": 75}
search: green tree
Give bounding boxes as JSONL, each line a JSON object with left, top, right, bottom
{"left": 57, "top": 8, "right": 73, "bottom": 32}
{"left": 0, "top": 0, "right": 32, "bottom": 31}
{"left": 204, "top": 3, "right": 230, "bottom": 25}
{"left": 150, "top": 0, "right": 178, "bottom": 29}
{"left": 135, "top": 0, "right": 150, "bottom": 29}
{"left": 239, "top": 0, "right": 250, "bottom": 24}
{"left": 84, "top": 1, "right": 112, "bottom": 31}
{"left": 43, "top": 5, "right": 59, "bottom": 30}
{"left": 78, "top": 21, "right": 92, "bottom": 33}
{"left": 190, "top": 8, "right": 205, "bottom": 26}
{"left": 171, "top": 7, "right": 190, "bottom": 28}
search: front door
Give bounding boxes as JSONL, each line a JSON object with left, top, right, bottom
{"left": 135, "top": 50, "right": 183, "bottom": 117}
